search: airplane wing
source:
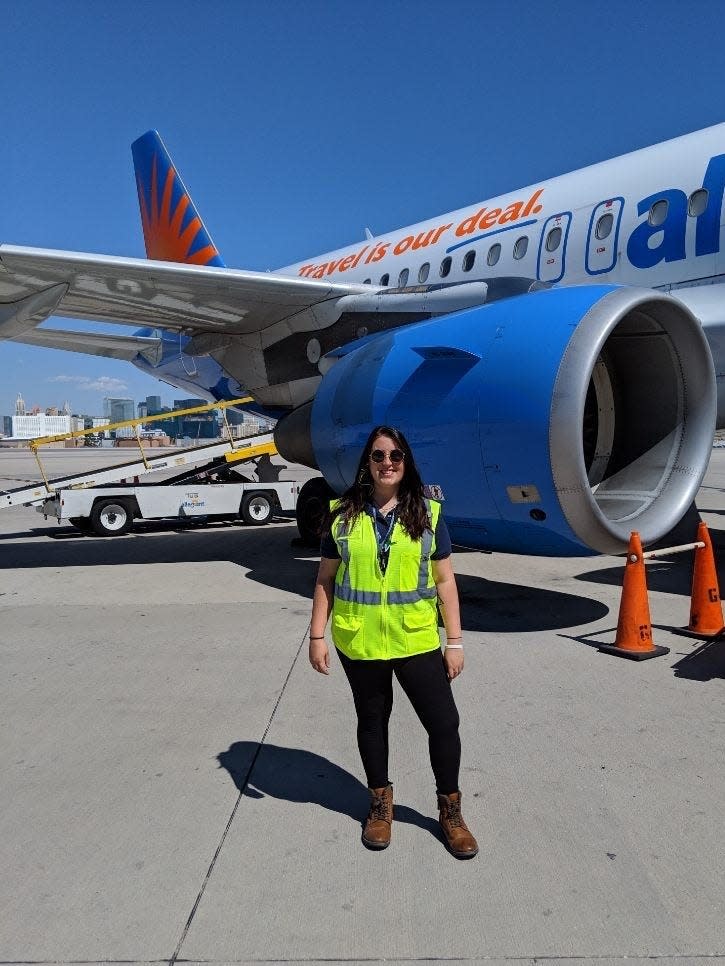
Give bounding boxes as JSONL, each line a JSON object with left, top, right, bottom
{"left": 0, "top": 244, "right": 372, "bottom": 342}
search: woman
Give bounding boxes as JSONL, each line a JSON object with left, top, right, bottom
{"left": 309, "top": 425, "right": 478, "bottom": 858}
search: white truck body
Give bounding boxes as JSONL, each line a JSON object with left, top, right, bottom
{"left": 39, "top": 480, "right": 300, "bottom": 535}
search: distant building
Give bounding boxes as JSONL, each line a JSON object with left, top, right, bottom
{"left": 12, "top": 413, "right": 72, "bottom": 438}
{"left": 148, "top": 397, "right": 220, "bottom": 441}
{"left": 219, "top": 407, "right": 273, "bottom": 439}
{"left": 174, "top": 397, "right": 208, "bottom": 411}
{"left": 145, "top": 395, "right": 162, "bottom": 415}
{"left": 103, "top": 397, "right": 135, "bottom": 424}
{"left": 102, "top": 397, "right": 136, "bottom": 438}
{"left": 83, "top": 417, "right": 111, "bottom": 440}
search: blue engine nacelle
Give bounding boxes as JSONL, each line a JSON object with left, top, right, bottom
{"left": 304, "top": 285, "right": 715, "bottom": 556}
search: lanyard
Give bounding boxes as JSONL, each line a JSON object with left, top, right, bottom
{"left": 377, "top": 509, "right": 397, "bottom": 554}
{"left": 369, "top": 505, "right": 397, "bottom": 572}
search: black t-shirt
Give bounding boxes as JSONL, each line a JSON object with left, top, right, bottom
{"left": 320, "top": 503, "right": 452, "bottom": 560}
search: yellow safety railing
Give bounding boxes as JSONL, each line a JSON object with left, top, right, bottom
{"left": 27, "top": 396, "right": 255, "bottom": 449}
{"left": 25, "top": 397, "right": 262, "bottom": 493}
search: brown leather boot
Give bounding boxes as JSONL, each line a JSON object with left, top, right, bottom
{"left": 362, "top": 784, "right": 393, "bottom": 849}
{"left": 437, "top": 791, "right": 479, "bottom": 859}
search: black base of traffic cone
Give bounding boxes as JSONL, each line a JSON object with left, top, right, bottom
{"left": 597, "top": 643, "right": 670, "bottom": 661}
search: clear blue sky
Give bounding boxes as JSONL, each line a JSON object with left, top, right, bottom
{"left": 2, "top": 0, "right": 724, "bottom": 416}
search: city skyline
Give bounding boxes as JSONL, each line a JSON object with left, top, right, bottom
{"left": 2, "top": 389, "right": 265, "bottom": 442}
{"left": 4, "top": 388, "right": 177, "bottom": 421}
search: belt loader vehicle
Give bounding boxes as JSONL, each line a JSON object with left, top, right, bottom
{"left": 2, "top": 398, "right": 304, "bottom": 537}
{"left": 39, "top": 470, "right": 300, "bottom": 536}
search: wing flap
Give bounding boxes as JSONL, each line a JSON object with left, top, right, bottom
{"left": 11, "top": 326, "right": 162, "bottom": 363}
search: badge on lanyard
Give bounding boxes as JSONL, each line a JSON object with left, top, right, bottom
{"left": 374, "top": 507, "right": 396, "bottom": 573}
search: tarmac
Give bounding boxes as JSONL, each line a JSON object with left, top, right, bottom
{"left": 1, "top": 445, "right": 724, "bottom": 966}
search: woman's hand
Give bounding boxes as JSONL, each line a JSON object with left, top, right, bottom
{"left": 309, "top": 638, "right": 330, "bottom": 675}
{"left": 443, "top": 646, "right": 464, "bottom": 681}
{"left": 309, "top": 558, "right": 339, "bottom": 676}
{"left": 432, "top": 558, "right": 464, "bottom": 683}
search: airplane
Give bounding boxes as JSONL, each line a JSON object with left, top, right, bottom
{"left": 1, "top": 125, "right": 724, "bottom": 556}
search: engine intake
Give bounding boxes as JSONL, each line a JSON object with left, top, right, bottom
{"left": 549, "top": 287, "right": 714, "bottom": 553}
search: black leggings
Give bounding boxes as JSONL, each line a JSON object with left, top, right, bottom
{"left": 337, "top": 646, "right": 461, "bottom": 795}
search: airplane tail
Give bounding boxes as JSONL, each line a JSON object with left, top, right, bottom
{"left": 131, "top": 130, "right": 225, "bottom": 267}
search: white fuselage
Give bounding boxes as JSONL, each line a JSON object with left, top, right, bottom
{"left": 283, "top": 123, "right": 725, "bottom": 310}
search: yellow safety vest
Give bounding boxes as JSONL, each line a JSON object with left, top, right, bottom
{"left": 330, "top": 499, "right": 441, "bottom": 660}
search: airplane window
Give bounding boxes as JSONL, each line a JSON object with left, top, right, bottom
{"left": 545, "top": 227, "right": 562, "bottom": 252}
{"left": 418, "top": 262, "right": 430, "bottom": 283}
{"left": 463, "top": 250, "right": 476, "bottom": 272}
{"left": 688, "top": 189, "right": 708, "bottom": 217}
{"left": 380, "top": 273, "right": 389, "bottom": 286}
{"left": 513, "top": 236, "right": 528, "bottom": 260}
{"left": 398, "top": 268, "right": 409, "bottom": 287}
{"left": 595, "top": 213, "right": 614, "bottom": 240}
{"left": 649, "top": 199, "right": 668, "bottom": 227}
{"left": 439, "top": 256, "right": 452, "bottom": 278}
{"left": 487, "top": 243, "right": 501, "bottom": 266}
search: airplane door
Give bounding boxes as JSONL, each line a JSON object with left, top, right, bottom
{"left": 585, "top": 197, "right": 624, "bottom": 275}
{"left": 537, "top": 212, "right": 571, "bottom": 283}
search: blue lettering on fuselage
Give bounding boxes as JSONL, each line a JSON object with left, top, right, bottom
{"left": 697, "top": 153, "right": 725, "bottom": 256}
{"left": 626, "top": 153, "right": 725, "bottom": 269}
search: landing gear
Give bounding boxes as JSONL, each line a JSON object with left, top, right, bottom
{"left": 296, "top": 477, "right": 335, "bottom": 546}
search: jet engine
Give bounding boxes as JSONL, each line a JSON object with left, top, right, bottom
{"left": 275, "top": 285, "right": 716, "bottom": 555}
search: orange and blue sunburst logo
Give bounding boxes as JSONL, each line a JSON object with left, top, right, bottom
{"left": 131, "top": 130, "right": 225, "bottom": 267}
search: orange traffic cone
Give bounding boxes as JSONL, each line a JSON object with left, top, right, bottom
{"left": 599, "top": 532, "right": 670, "bottom": 660}
{"left": 688, "top": 522, "right": 724, "bottom": 636}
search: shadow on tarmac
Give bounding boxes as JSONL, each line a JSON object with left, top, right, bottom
{"left": 671, "top": 631, "right": 725, "bottom": 681}
{"left": 2, "top": 521, "right": 614, "bottom": 632}
{"left": 0, "top": 522, "right": 321, "bottom": 597}
{"left": 574, "top": 560, "right": 696, "bottom": 596}
{"left": 217, "top": 741, "right": 442, "bottom": 839}
{"left": 456, "top": 572, "right": 608, "bottom": 631}
{"left": 560, "top": 621, "right": 725, "bottom": 682}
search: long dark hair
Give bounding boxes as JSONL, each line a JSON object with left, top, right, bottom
{"left": 331, "top": 425, "right": 431, "bottom": 541}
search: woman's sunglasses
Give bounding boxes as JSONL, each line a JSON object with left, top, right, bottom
{"left": 370, "top": 448, "right": 405, "bottom": 464}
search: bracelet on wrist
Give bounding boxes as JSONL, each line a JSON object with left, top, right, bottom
{"left": 446, "top": 637, "right": 462, "bottom": 641}
{"left": 445, "top": 643, "right": 463, "bottom": 650}
{"left": 309, "top": 636, "right": 325, "bottom": 640}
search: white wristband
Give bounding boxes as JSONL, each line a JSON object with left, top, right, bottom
{"left": 445, "top": 643, "right": 463, "bottom": 649}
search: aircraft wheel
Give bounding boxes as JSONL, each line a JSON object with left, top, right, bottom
{"left": 240, "top": 491, "right": 273, "bottom": 525}
{"left": 296, "top": 477, "right": 335, "bottom": 546}
{"left": 90, "top": 498, "right": 134, "bottom": 536}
